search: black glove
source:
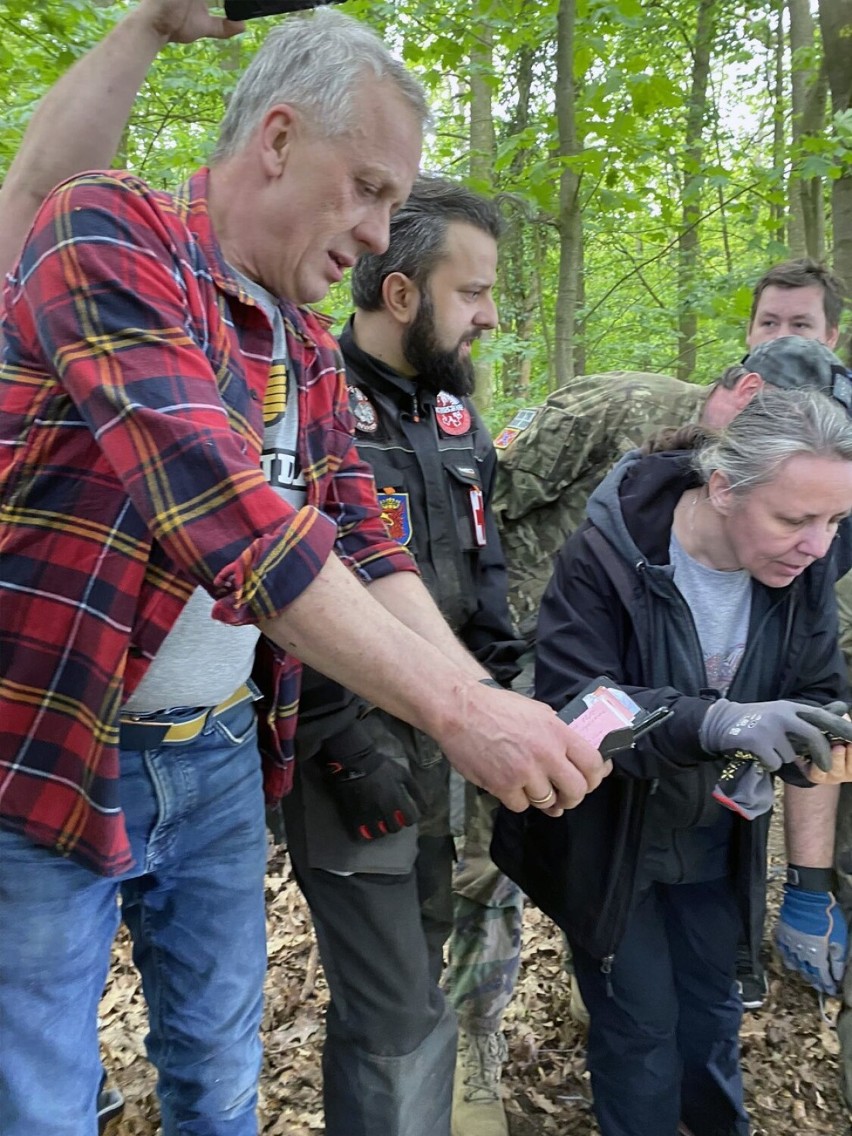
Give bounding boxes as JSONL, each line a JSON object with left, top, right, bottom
{"left": 700, "top": 698, "right": 852, "bottom": 773}
{"left": 317, "top": 723, "right": 424, "bottom": 842}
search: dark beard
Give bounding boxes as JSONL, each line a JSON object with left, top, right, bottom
{"left": 402, "top": 289, "right": 476, "bottom": 398}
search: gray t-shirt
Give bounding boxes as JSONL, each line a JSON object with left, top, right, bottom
{"left": 669, "top": 531, "right": 752, "bottom": 695}
{"left": 643, "top": 531, "right": 753, "bottom": 884}
{"left": 125, "top": 273, "right": 305, "bottom": 713}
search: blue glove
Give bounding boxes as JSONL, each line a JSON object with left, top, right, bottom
{"left": 775, "top": 869, "right": 848, "bottom": 996}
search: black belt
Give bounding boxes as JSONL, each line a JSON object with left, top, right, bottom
{"left": 119, "top": 683, "right": 253, "bottom": 751}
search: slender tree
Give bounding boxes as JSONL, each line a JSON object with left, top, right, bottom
{"left": 818, "top": 0, "right": 852, "bottom": 315}
{"left": 789, "top": 0, "right": 827, "bottom": 257}
{"left": 553, "top": 0, "right": 583, "bottom": 386}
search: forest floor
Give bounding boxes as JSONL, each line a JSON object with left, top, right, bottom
{"left": 100, "top": 813, "right": 852, "bottom": 1136}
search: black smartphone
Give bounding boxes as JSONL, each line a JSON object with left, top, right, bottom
{"left": 224, "top": 0, "right": 345, "bottom": 18}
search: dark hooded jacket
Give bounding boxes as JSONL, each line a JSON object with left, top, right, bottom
{"left": 492, "top": 447, "right": 848, "bottom": 962}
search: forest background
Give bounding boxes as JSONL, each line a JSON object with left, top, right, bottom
{"left": 0, "top": 0, "right": 851, "bottom": 428}
{"left": 3, "top": 5, "right": 852, "bottom": 1132}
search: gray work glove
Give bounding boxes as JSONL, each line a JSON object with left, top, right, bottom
{"left": 700, "top": 698, "right": 852, "bottom": 774}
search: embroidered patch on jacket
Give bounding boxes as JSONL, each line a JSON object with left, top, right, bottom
{"left": 494, "top": 407, "right": 537, "bottom": 448}
{"left": 469, "top": 486, "right": 487, "bottom": 546}
{"left": 494, "top": 426, "right": 520, "bottom": 449}
{"left": 349, "top": 386, "right": 378, "bottom": 433}
{"left": 435, "top": 392, "right": 471, "bottom": 436}
{"left": 378, "top": 492, "right": 412, "bottom": 545}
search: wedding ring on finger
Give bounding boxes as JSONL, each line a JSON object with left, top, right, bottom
{"left": 526, "top": 787, "right": 557, "bottom": 808}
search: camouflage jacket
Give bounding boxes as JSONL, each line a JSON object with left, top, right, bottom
{"left": 492, "top": 372, "right": 707, "bottom": 635}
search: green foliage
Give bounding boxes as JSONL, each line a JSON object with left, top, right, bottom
{"left": 0, "top": 0, "right": 847, "bottom": 407}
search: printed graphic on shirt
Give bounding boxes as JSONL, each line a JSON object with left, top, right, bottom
{"left": 262, "top": 357, "right": 306, "bottom": 507}
{"left": 705, "top": 644, "right": 747, "bottom": 694}
{"left": 469, "top": 486, "right": 487, "bottom": 546}
{"left": 435, "top": 391, "right": 471, "bottom": 436}
{"left": 378, "top": 491, "right": 412, "bottom": 546}
{"left": 349, "top": 385, "right": 378, "bottom": 433}
{"left": 263, "top": 359, "right": 288, "bottom": 426}
{"left": 494, "top": 408, "right": 537, "bottom": 448}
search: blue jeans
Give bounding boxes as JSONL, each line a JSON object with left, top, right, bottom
{"left": 0, "top": 697, "right": 268, "bottom": 1136}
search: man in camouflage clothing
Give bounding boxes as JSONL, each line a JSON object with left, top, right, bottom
{"left": 493, "top": 371, "right": 706, "bottom": 637}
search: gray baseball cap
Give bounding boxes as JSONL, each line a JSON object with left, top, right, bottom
{"left": 743, "top": 335, "right": 852, "bottom": 412}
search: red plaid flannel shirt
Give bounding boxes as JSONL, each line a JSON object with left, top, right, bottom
{"left": 0, "top": 168, "right": 415, "bottom": 875}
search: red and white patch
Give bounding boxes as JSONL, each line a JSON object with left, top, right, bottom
{"left": 435, "top": 392, "right": 471, "bottom": 436}
{"left": 349, "top": 385, "right": 378, "bottom": 433}
{"left": 469, "top": 486, "right": 487, "bottom": 546}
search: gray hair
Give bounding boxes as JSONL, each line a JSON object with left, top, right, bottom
{"left": 695, "top": 387, "right": 852, "bottom": 495}
{"left": 212, "top": 8, "right": 429, "bottom": 161}
{"left": 351, "top": 175, "right": 503, "bottom": 311}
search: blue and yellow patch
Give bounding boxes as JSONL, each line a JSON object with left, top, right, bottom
{"left": 378, "top": 492, "right": 412, "bottom": 546}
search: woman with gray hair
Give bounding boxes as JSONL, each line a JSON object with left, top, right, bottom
{"left": 493, "top": 387, "right": 852, "bottom": 1136}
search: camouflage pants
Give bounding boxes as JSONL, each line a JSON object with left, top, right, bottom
{"left": 442, "top": 784, "right": 524, "bottom": 1035}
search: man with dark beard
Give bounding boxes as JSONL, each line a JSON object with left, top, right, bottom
{"left": 275, "top": 176, "right": 524, "bottom": 1136}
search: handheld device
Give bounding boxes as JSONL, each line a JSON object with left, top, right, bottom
{"left": 557, "top": 678, "right": 673, "bottom": 759}
{"left": 225, "top": 0, "right": 347, "bottom": 18}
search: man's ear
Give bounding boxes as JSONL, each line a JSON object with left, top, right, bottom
{"left": 381, "top": 272, "right": 419, "bottom": 323}
{"left": 732, "top": 371, "right": 764, "bottom": 411}
{"left": 259, "top": 103, "right": 299, "bottom": 176}
{"left": 826, "top": 325, "right": 841, "bottom": 351}
{"left": 708, "top": 469, "right": 735, "bottom": 515}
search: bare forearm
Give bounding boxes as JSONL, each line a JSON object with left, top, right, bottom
{"left": 784, "top": 782, "right": 840, "bottom": 868}
{"left": 366, "top": 572, "right": 486, "bottom": 680}
{"left": 0, "top": 12, "right": 163, "bottom": 279}
{"left": 259, "top": 555, "right": 471, "bottom": 737}
{"left": 258, "top": 553, "right": 611, "bottom": 812}
{"left": 0, "top": 1, "right": 243, "bottom": 280}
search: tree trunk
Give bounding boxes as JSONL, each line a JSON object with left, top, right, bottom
{"left": 676, "top": 0, "right": 717, "bottom": 381}
{"left": 469, "top": 8, "right": 496, "bottom": 411}
{"left": 554, "top": 0, "right": 582, "bottom": 388}
{"left": 770, "top": 0, "right": 787, "bottom": 247}
{"left": 499, "top": 45, "right": 536, "bottom": 399}
{"left": 789, "top": 0, "right": 827, "bottom": 257}
{"left": 819, "top": 0, "right": 852, "bottom": 324}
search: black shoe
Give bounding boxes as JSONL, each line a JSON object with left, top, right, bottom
{"left": 97, "top": 1078, "right": 125, "bottom": 1136}
{"left": 736, "top": 962, "right": 768, "bottom": 1010}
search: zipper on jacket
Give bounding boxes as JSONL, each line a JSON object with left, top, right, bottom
{"left": 601, "top": 954, "right": 615, "bottom": 997}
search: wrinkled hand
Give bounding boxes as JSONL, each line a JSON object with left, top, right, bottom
{"left": 138, "top": 0, "right": 246, "bottom": 43}
{"left": 700, "top": 698, "right": 852, "bottom": 773}
{"left": 319, "top": 746, "right": 424, "bottom": 842}
{"left": 802, "top": 702, "right": 852, "bottom": 784}
{"left": 437, "top": 683, "right": 612, "bottom": 817}
{"left": 775, "top": 885, "right": 848, "bottom": 996}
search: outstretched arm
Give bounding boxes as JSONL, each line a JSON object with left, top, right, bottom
{"left": 0, "top": 0, "right": 243, "bottom": 279}
{"left": 259, "top": 554, "right": 610, "bottom": 816}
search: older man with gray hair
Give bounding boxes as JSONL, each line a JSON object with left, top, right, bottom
{"left": 0, "top": 7, "right": 610, "bottom": 1135}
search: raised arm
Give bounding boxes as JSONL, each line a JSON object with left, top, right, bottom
{"left": 0, "top": 0, "right": 243, "bottom": 280}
